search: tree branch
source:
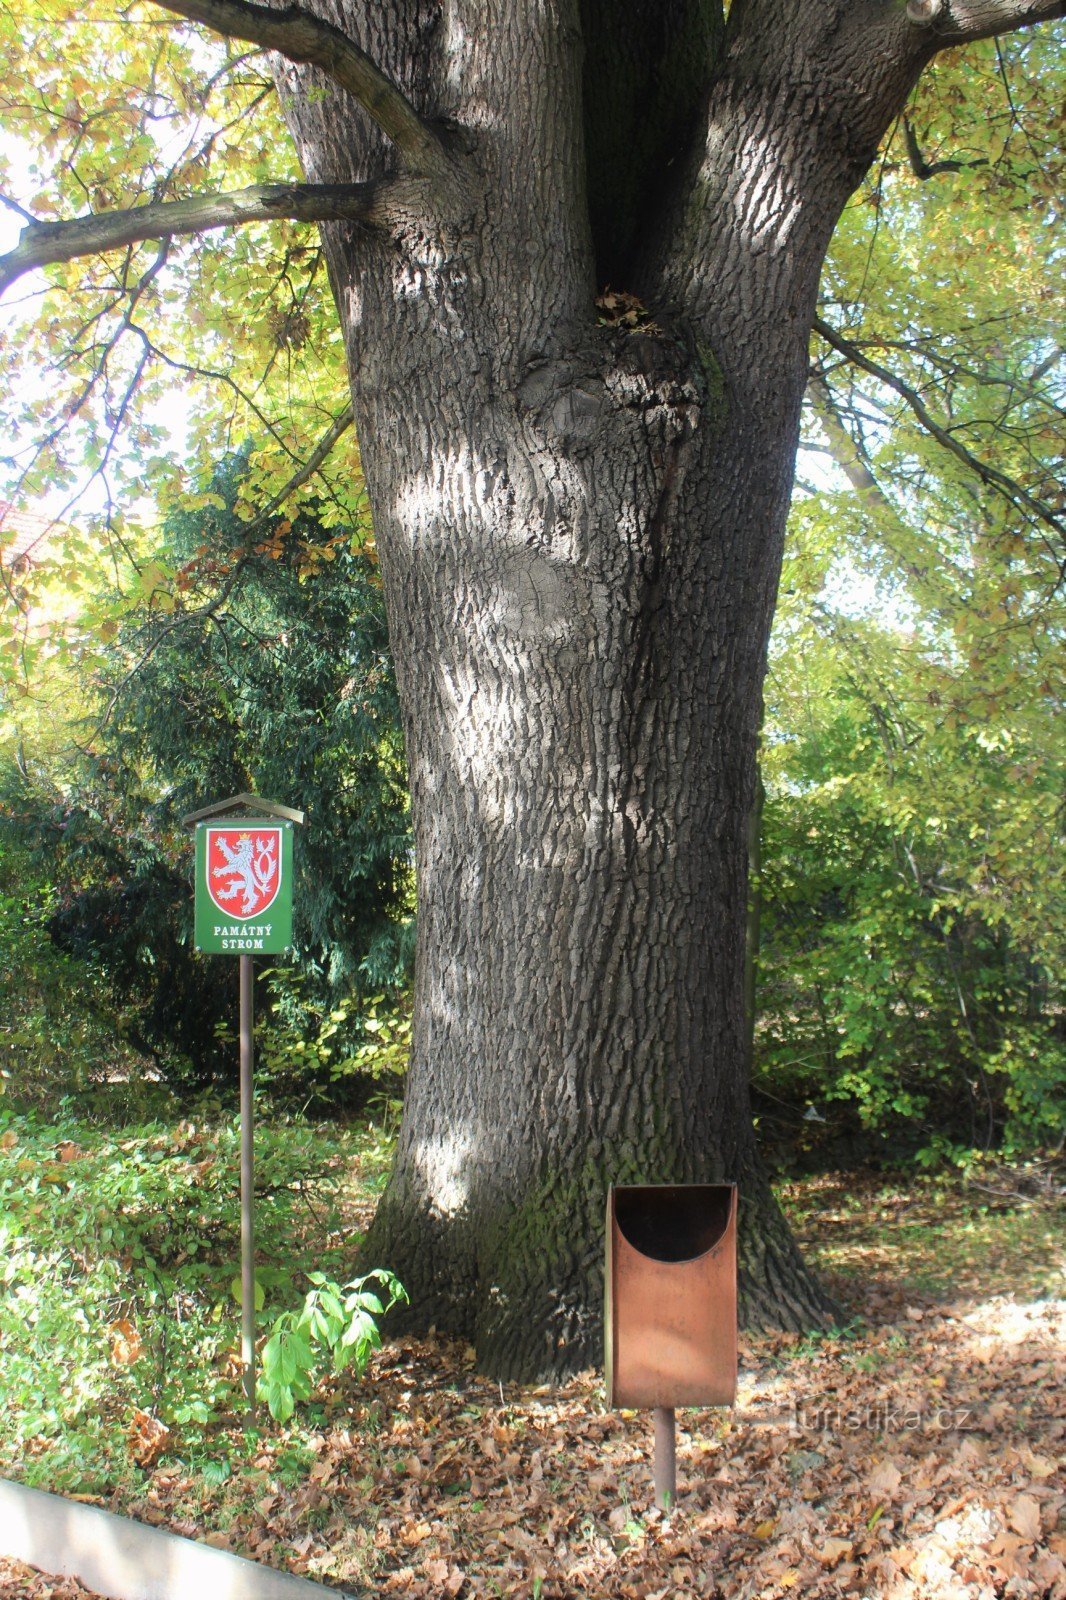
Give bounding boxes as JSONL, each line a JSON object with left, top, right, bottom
{"left": 906, "top": 0, "right": 1066, "bottom": 43}
{"left": 808, "top": 374, "right": 898, "bottom": 517}
{"left": 0, "top": 182, "right": 384, "bottom": 298}
{"left": 150, "top": 0, "right": 448, "bottom": 174}
{"left": 241, "top": 403, "right": 356, "bottom": 537}
{"left": 903, "top": 116, "right": 986, "bottom": 180}
{"left": 812, "top": 315, "right": 1065, "bottom": 545}
{"left": 807, "top": 372, "right": 981, "bottom": 593}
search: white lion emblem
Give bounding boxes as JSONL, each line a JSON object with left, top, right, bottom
{"left": 212, "top": 833, "right": 278, "bottom": 915}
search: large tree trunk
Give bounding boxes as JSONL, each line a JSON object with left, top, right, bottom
{"left": 362, "top": 351, "right": 838, "bottom": 1376}
{"left": 1, "top": 0, "right": 1057, "bottom": 1381}
{"left": 355, "top": 337, "right": 839, "bottom": 1377}
{"left": 351, "top": 295, "right": 847, "bottom": 1373}
{"left": 269, "top": 0, "right": 942, "bottom": 1378}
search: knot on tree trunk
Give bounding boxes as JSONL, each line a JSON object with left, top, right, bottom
{"left": 906, "top": 0, "right": 945, "bottom": 23}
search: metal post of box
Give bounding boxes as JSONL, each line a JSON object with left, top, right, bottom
{"left": 605, "top": 1183, "right": 737, "bottom": 1508}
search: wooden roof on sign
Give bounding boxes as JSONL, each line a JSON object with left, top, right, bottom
{"left": 180, "top": 793, "right": 306, "bottom": 828}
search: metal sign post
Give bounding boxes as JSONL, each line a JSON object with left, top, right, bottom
{"left": 239, "top": 952, "right": 255, "bottom": 1412}
{"left": 183, "top": 794, "right": 304, "bottom": 1418}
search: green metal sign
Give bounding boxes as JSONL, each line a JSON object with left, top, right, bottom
{"left": 194, "top": 819, "right": 294, "bottom": 955}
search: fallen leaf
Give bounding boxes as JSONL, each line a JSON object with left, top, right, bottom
{"left": 127, "top": 1410, "right": 169, "bottom": 1468}
{"left": 400, "top": 1519, "right": 433, "bottom": 1547}
{"left": 818, "top": 1538, "right": 854, "bottom": 1567}
{"left": 1033, "top": 1550, "right": 1066, "bottom": 1591}
{"left": 110, "top": 1318, "right": 141, "bottom": 1366}
{"left": 988, "top": 1534, "right": 1030, "bottom": 1583}
{"left": 867, "top": 1459, "right": 902, "bottom": 1496}
{"left": 384, "top": 1569, "right": 415, "bottom": 1592}
{"left": 1009, "top": 1494, "right": 1042, "bottom": 1541}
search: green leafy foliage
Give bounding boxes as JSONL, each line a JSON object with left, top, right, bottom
{"left": 0, "top": 837, "right": 159, "bottom": 1113}
{"left": 254, "top": 981, "right": 412, "bottom": 1091}
{"left": 0, "top": 1102, "right": 373, "bottom": 1492}
{"left": 747, "top": 33, "right": 1066, "bottom": 1165}
{"left": 755, "top": 610, "right": 1065, "bottom": 1158}
{"left": 4, "top": 451, "right": 413, "bottom": 1094}
{"left": 259, "top": 1268, "right": 407, "bottom": 1422}
{"left": 0, "top": 3, "right": 347, "bottom": 536}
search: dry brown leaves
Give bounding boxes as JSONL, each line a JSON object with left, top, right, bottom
{"left": 126, "top": 1408, "right": 169, "bottom": 1469}
{"left": 108, "top": 1319, "right": 142, "bottom": 1368}
{"left": 594, "top": 289, "right": 661, "bottom": 333}
{"left": 108, "top": 1284, "right": 1062, "bottom": 1600}
{"left": 5, "top": 1176, "right": 1064, "bottom": 1600}
{"left": 0, "top": 1557, "right": 96, "bottom": 1597}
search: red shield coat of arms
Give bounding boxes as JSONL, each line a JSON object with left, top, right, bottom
{"left": 206, "top": 827, "right": 283, "bottom": 919}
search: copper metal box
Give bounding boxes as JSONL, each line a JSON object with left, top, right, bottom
{"left": 605, "top": 1183, "right": 737, "bottom": 1409}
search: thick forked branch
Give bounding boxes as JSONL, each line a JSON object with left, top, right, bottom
{"left": 151, "top": 0, "right": 447, "bottom": 173}
{"left": 649, "top": 0, "right": 1066, "bottom": 331}
{"left": 906, "top": 0, "right": 1066, "bottom": 41}
{"left": 0, "top": 182, "right": 383, "bottom": 297}
{"left": 813, "top": 315, "right": 1065, "bottom": 543}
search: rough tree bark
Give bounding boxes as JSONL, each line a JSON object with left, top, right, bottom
{"left": 11, "top": 0, "right": 1049, "bottom": 1379}
{"left": 249, "top": 0, "right": 1063, "bottom": 1380}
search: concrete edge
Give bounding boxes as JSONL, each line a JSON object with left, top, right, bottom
{"left": 0, "top": 1478, "right": 361, "bottom": 1600}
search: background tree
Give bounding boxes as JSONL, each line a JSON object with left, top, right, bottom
{"left": 755, "top": 595, "right": 1064, "bottom": 1160}
{"left": 751, "top": 31, "right": 1065, "bottom": 1161}
{"left": 0, "top": 0, "right": 1063, "bottom": 1378}
{"left": 3, "top": 452, "right": 411, "bottom": 1089}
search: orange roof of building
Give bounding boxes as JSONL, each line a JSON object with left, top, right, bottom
{"left": 0, "top": 503, "right": 60, "bottom": 570}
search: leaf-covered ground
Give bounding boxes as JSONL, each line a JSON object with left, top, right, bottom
{"left": 2, "top": 1167, "right": 1062, "bottom": 1600}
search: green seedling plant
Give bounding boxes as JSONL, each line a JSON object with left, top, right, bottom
{"left": 259, "top": 1268, "right": 408, "bottom": 1422}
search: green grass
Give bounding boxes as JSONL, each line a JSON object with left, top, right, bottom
{"left": 778, "top": 1167, "right": 1064, "bottom": 1301}
{"left": 0, "top": 1101, "right": 381, "bottom": 1493}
